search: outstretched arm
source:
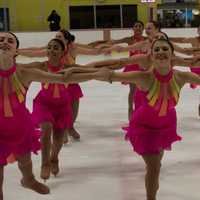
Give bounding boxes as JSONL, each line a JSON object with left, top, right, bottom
{"left": 87, "top": 40, "right": 109, "bottom": 48}
{"left": 170, "top": 37, "right": 194, "bottom": 44}
{"left": 75, "top": 45, "right": 105, "bottom": 55}
{"left": 107, "top": 37, "right": 132, "bottom": 45}
{"left": 173, "top": 55, "right": 200, "bottom": 67}
{"left": 17, "top": 61, "right": 46, "bottom": 70}
{"left": 86, "top": 54, "right": 150, "bottom": 70}
{"left": 94, "top": 69, "right": 152, "bottom": 91}
{"left": 19, "top": 67, "right": 106, "bottom": 86}
{"left": 103, "top": 40, "right": 148, "bottom": 54}
{"left": 20, "top": 46, "right": 46, "bottom": 51}
{"left": 173, "top": 43, "right": 194, "bottom": 55}
{"left": 60, "top": 66, "right": 100, "bottom": 77}
{"left": 108, "top": 70, "right": 144, "bottom": 84}
{"left": 18, "top": 49, "right": 47, "bottom": 57}
{"left": 179, "top": 70, "right": 200, "bottom": 86}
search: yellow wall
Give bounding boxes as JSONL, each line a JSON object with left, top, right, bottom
{"left": 0, "top": 0, "right": 160, "bottom": 31}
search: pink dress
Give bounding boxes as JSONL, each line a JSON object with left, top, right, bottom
{"left": 32, "top": 62, "right": 73, "bottom": 130}
{"left": 125, "top": 70, "right": 182, "bottom": 155}
{"left": 122, "top": 36, "right": 147, "bottom": 110}
{"left": 0, "top": 65, "right": 40, "bottom": 165}
{"left": 62, "top": 51, "right": 83, "bottom": 100}
{"left": 122, "top": 35, "right": 146, "bottom": 75}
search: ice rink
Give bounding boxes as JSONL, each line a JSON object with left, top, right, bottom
{"left": 3, "top": 29, "right": 200, "bottom": 200}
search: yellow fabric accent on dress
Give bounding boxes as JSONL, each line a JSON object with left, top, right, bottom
{"left": 1, "top": 72, "right": 25, "bottom": 117}
{"left": 147, "top": 74, "right": 180, "bottom": 116}
{"left": 11, "top": 74, "right": 25, "bottom": 103}
{"left": 159, "top": 98, "right": 168, "bottom": 116}
{"left": 147, "top": 80, "right": 160, "bottom": 106}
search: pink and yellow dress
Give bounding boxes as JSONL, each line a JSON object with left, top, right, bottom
{"left": 125, "top": 69, "right": 182, "bottom": 155}
{"left": 0, "top": 65, "right": 40, "bottom": 165}
{"left": 32, "top": 62, "right": 73, "bottom": 130}
{"left": 62, "top": 51, "right": 83, "bottom": 100}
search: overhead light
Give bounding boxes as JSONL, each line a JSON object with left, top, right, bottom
{"left": 192, "top": 9, "right": 200, "bottom": 15}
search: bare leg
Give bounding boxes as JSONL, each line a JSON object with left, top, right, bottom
{"left": 72, "top": 99, "right": 79, "bottom": 122}
{"left": 40, "top": 122, "right": 52, "bottom": 180}
{"left": 63, "top": 129, "right": 69, "bottom": 144}
{"left": 51, "top": 129, "right": 65, "bottom": 176}
{"left": 198, "top": 104, "right": 200, "bottom": 117}
{"left": 142, "top": 151, "right": 164, "bottom": 200}
{"left": 128, "top": 84, "right": 136, "bottom": 121}
{"left": 17, "top": 153, "right": 49, "bottom": 194}
{"left": 0, "top": 166, "right": 4, "bottom": 200}
{"left": 67, "top": 100, "right": 81, "bottom": 141}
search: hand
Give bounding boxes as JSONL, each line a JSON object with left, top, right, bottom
{"left": 113, "top": 45, "right": 124, "bottom": 52}
{"left": 94, "top": 68, "right": 112, "bottom": 82}
{"left": 101, "top": 47, "right": 112, "bottom": 55}
{"left": 59, "top": 68, "right": 78, "bottom": 80}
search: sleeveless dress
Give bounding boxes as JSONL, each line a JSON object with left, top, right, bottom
{"left": 125, "top": 69, "right": 182, "bottom": 155}
{"left": 122, "top": 35, "right": 146, "bottom": 75}
{"left": 0, "top": 65, "right": 40, "bottom": 165}
{"left": 122, "top": 36, "right": 147, "bottom": 110}
{"left": 62, "top": 50, "right": 83, "bottom": 100}
{"left": 32, "top": 62, "right": 73, "bottom": 130}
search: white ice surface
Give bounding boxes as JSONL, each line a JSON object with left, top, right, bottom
{"left": 3, "top": 29, "right": 200, "bottom": 200}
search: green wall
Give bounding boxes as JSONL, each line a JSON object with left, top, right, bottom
{"left": 0, "top": 0, "right": 160, "bottom": 31}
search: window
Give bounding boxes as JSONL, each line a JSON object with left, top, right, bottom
{"left": 69, "top": 6, "right": 94, "bottom": 29}
{"left": 122, "top": 5, "right": 137, "bottom": 28}
{"left": 157, "top": 8, "right": 200, "bottom": 28}
{"left": 69, "top": 5, "right": 138, "bottom": 29}
{"left": 96, "top": 5, "right": 121, "bottom": 28}
{"left": 0, "top": 8, "right": 9, "bottom": 31}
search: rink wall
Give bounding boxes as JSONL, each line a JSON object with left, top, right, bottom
{"left": 15, "top": 28, "right": 197, "bottom": 48}
{"left": 0, "top": 0, "right": 160, "bottom": 31}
